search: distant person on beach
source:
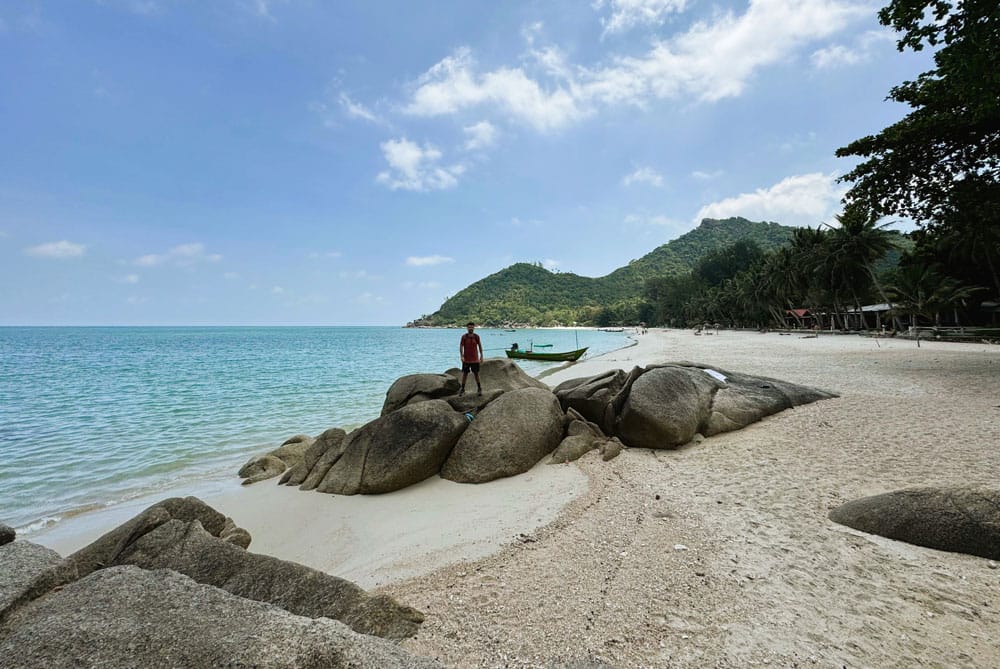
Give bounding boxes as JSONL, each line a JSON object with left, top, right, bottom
{"left": 459, "top": 322, "right": 484, "bottom": 396}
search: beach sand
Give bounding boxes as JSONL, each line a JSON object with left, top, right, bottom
{"left": 34, "top": 330, "right": 1000, "bottom": 667}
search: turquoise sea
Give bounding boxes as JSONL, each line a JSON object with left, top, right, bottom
{"left": 0, "top": 326, "right": 631, "bottom": 534}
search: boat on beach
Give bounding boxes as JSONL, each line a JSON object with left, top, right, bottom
{"left": 505, "top": 346, "right": 588, "bottom": 362}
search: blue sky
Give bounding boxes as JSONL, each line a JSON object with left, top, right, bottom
{"left": 1, "top": 0, "right": 931, "bottom": 325}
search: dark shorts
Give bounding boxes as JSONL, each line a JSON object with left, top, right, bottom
{"left": 462, "top": 362, "right": 481, "bottom": 374}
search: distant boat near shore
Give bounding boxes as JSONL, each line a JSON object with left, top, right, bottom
{"left": 505, "top": 346, "right": 588, "bottom": 362}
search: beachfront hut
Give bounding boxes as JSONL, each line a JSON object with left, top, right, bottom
{"left": 784, "top": 308, "right": 815, "bottom": 329}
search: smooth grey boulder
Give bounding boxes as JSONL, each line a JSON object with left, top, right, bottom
{"left": 613, "top": 363, "right": 836, "bottom": 449}
{"left": 112, "top": 518, "right": 425, "bottom": 639}
{"left": 445, "top": 358, "right": 549, "bottom": 393}
{"left": 442, "top": 387, "right": 564, "bottom": 483}
{"left": 239, "top": 454, "right": 287, "bottom": 485}
{"left": 67, "top": 496, "right": 236, "bottom": 579}
{"left": 300, "top": 427, "right": 353, "bottom": 491}
{"left": 284, "top": 427, "right": 346, "bottom": 487}
{"left": 382, "top": 373, "right": 461, "bottom": 415}
{"left": 445, "top": 388, "right": 504, "bottom": 413}
{"left": 220, "top": 517, "right": 252, "bottom": 549}
{"left": 829, "top": 487, "right": 1000, "bottom": 560}
{"left": 0, "top": 524, "right": 14, "bottom": 546}
{"left": 317, "top": 399, "right": 468, "bottom": 495}
{"left": 701, "top": 365, "right": 836, "bottom": 436}
{"left": 599, "top": 436, "right": 624, "bottom": 461}
{"left": 616, "top": 365, "right": 721, "bottom": 449}
{"left": 548, "top": 409, "right": 607, "bottom": 464}
{"left": 239, "top": 434, "right": 315, "bottom": 485}
{"left": 0, "top": 541, "right": 66, "bottom": 621}
{"left": 549, "top": 434, "right": 598, "bottom": 464}
{"left": 0, "top": 566, "right": 441, "bottom": 669}
{"left": 553, "top": 369, "right": 627, "bottom": 434}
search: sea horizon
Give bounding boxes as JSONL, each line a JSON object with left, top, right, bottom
{"left": 1, "top": 325, "right": 632, "bottom": 535}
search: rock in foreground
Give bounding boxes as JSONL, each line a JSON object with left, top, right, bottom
{"left": 0, "top": 496, "right": 436, "bottom": 668}
{"left": 829, "top": 486, "right": 1000, "bottom": 560}
{"left": 0, "top": 566, "right": 439, "bottom": 669}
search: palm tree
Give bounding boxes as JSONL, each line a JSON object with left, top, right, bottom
{"left": 887, "top": 264, "right": 984, "bottom": 346}
{"left": 825, "top": 202, "right": 900, "bottom": 329}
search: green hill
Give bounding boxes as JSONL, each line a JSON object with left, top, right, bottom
{"left": 416, "top": 217, "right": 796, "bottom": 327}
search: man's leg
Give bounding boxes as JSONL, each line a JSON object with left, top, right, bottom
{"left": 474, "top": 371, "right": 482, "bottom": 394}
{"left": 459, "top": 370, "right": 468, "bottom": 395}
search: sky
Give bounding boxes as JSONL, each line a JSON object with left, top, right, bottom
{"left": 0, "top": 0, "right": 933, "bottom": 326}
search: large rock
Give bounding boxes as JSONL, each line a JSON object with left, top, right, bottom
{"left": 441, "top": 387, "right": 564, "bottom": 483}
{"left": 67, "top": 496, "right": 235, "bottom": 578}
{"left": 300, "top": 427, "right": 353, "bottom": 491}
{"left": 616, "top": 365, "right": 721, "bottom": 448}
{"left": 0, "top": 566, "right": 440, "bottom": 669}
{"left": 702, "top": 366, "right": 836, "bottom": 436}
{"left": 613, "top": 363, "right": 836, "bottom": 449}
{"left": 0, "top": 541, "right": 67, "bottom": 621}
{"left": 239, "top": 434, "right": 315, "bottom": 485}
{"left": 317, "top": 400, "right": 468, "bottom": 495}
{"left": 548, "top": 408, "right": 607, "bottom": 464}
{"left": 282, "top": 427, "right": 346, "bottom": 486}
{"left": 112, "top": 518, "right": 425, "bottom": 639}
{"left": 0, "top": 524, "right": 14, "bottom": 546}
{"left": 382, "top": 373, "right": 461, "bottom": 416}
{"left": 445, "top": 358, "right": 549, "bottom": 393}
{"left": 553, "top": 369, "right": 628, "bottom": 434}
{"left": 829, "top": 487, "right": 1000, "bottom": 560}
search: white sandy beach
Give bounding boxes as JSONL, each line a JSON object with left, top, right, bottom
{"left": 35, "top": 329, "right": 1000, "bottom": 667}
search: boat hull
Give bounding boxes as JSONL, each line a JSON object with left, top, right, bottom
{"left": 505, "top": 347, "right": 588, "bottom": 362}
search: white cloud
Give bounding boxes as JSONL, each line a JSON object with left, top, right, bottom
{"left": 224, "top": 272, "right": 240, "bottom": 280}
{"left": 811, "top": 30, "right": 895, "bottom": 69}
{"left": 463, "top": 120, "right": 498, "bottom": 150}
{"left": 404, "top": 48, "right": 584, "bottom": 132}
{"left": 308, "top": 250, "right": 343, "bottom": 259}
{"left": 694, "top": 172, "right": 846, "bottom": 227}
{"left": 376, "top": 138, "right": 465, "bottom": 191}
{"left": 811, "top": 44, "right": 861, "bottom": 68}
{"left": 542, "top": 258, "right": 560, "bottom": 270}
{"left": 404, "top": 0, "right": 868, "bottom": 131}
{"left": 339, "top": 93, "right": 380, "bottom": 123}
{"left": 126, "top": 296, "right": 148, "bottom": 305}
{"left": 692, "top": 169, "right": 724, "bottom": 180}
{"left": 134, "top": 243, "right": 222, "bottom": 267}
{"left": 270, "top": 286, "right": 285, "bottom": 295}
{"left": 623, "top": 166, "right": 664, "bottom": 187}
{"left": 123, "top": 274, "right": 140, "bottom": 284}
{"left": 596, "top": 0, "right": 689, "bottom": 37}
{"left": 406, "top": 255, "right": 455, "bottom": 267}
{"left": 25, "top": 240, "right": 86, "bottom": 258}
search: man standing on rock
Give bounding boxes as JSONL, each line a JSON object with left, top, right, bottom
{"left": 459, "top": 321, "right": 484, "bottom": 396}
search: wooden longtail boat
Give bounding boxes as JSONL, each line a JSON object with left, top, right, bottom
{"left": 505, "top": 346, "right": 588, "bottom": 362}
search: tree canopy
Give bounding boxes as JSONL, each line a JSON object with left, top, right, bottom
{"left": 836, "top": 0, "right": 999, "bottom": 224}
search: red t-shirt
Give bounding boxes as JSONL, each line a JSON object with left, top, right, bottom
{"left": 461, "top": 333, "right": 481, "bottom": 361}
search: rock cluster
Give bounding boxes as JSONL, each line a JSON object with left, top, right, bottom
{"left": 0, "top": 497, "right": 438, "bottom": 668}
{"left": 240, "top": 359, "right": 837, "bottom": 493}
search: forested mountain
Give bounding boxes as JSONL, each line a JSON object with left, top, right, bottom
{"left": 415, "top": 217, "right": 795, "bottom": 326}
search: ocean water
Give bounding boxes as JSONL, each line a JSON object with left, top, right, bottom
{"left": 0, "top": 326, "right": 631, "bottom": 534}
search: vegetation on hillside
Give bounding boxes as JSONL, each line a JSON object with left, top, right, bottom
{"left": 415, "top": 0, "right": 997, "bottom": 331}
{"left": 416, "top": 218, "right": 795, "bottom": 327}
